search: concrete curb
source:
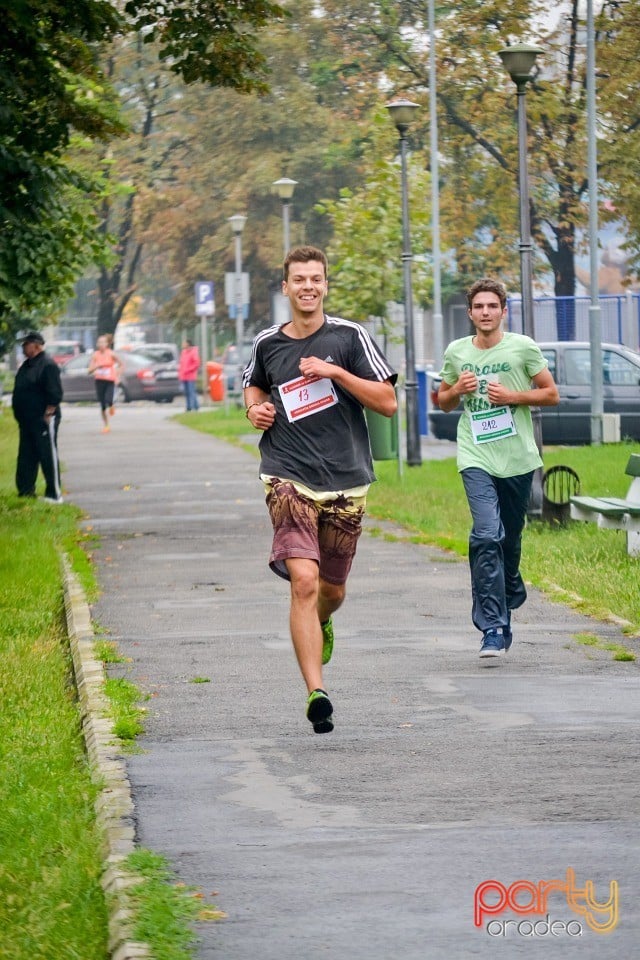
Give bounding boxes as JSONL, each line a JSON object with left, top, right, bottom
{"left": 61, "top": 555, "right": 152, "bottom": 960}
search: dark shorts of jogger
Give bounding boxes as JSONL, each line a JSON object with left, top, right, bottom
{"left": 95, "top": 379, "right": 115, "bottom": 411}
{"left": 265, "top": 478, "right": 365, "bottom": 585}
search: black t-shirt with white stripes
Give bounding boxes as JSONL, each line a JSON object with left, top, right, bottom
{"left": 243, "top": 316, "right": 397, "bottom": 492}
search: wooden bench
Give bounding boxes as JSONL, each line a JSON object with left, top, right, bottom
{"left": 570, "top": 453, "right": 640, "bottom": 556}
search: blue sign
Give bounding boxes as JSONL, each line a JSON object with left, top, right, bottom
{"left": 195, "top": 281, "right": 215, "bottom": 316}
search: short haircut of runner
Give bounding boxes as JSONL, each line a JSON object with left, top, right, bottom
{"left": 466, "top": 277, "right": 507, "bottom": 311}
{"left": 283, "top": 245, "right": 328, "bottom": 282}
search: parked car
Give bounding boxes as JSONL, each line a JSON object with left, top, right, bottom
{"left": 129, "top": 342, "right": 179, "bottom": 364}
{"left": 428, "top": 341, "right": 640, "bottom": 444}
{"left": 60, "top": 350, "right": 181, "bottom": 403}
{"left": 46, "top": 340, "right": 84, "bottom": 367}
{"left": 128, "top": 343, "right": 181, "bottom": 395}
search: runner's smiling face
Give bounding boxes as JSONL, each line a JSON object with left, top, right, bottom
{"left": 283, "top": 261, "right": 328, "bottom": 320}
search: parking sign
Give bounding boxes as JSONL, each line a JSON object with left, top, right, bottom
{"left": 195, "top": 281, "right": 215, "bottom": 316}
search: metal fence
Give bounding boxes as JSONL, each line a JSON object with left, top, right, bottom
{"left": 506, "top": 292, "right": 640, "bottom": 349}
{"left": 55, "top": 292, "right": 640, "bottom": 360}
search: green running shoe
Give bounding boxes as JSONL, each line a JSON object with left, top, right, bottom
{"left": 306, "top": 688, "right": 334, "bottom": 734}
{"left": 321, "top": 617, "right": 334, "bottom": 665}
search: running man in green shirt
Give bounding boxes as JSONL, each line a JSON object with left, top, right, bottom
{"left": 438, "top": 278, "right": 559, "bottom": 659}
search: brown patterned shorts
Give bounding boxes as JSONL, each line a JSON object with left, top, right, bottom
{"left": 265, "top": 479, "right": 365, "bottom": 584}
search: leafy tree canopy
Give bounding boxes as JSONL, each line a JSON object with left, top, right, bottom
{"left": 125, "top": 0, "right": 287, "bottom": 92}
{"left": 0, "top": 0, "right": 286, "bottom": 343}
{"left": 52, "top": 1, "right": 640, "bottom": 351}
{"left": 125, "top": 0, "right": 373, "bottom": 338}
{"left": 317, "top": 109, "right": 434, "bottom": 329}
{"left": 318, "top": 0, "right": 640, "bottom": 314}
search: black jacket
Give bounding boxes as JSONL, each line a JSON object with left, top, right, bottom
{"left": 12, "top": 351, "right": 63, "bottom": 423}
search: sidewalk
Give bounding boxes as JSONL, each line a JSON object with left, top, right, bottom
{"left": 61, "top": 403, "right": 639, "bottom": 959}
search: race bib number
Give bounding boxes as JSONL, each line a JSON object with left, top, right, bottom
{"left": 469, "top": 406, "right": 517, "bottom": 444}
{"left": 278, "top": 374, "right": 338, "bottom": 423}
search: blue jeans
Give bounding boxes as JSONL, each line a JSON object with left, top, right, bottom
{"left": 460, "top": 468, "right": 533, "bottom": 633}
{"left": 182, "top": 380, "right": 199, "bottom": 411}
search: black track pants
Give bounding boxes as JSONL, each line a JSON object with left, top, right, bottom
{"left": 16, "top": 417, "right": 62, "bottom": 499}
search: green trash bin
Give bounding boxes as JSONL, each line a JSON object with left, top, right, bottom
{"left": 366, "top": 408, "right": 399, "bottom": 460}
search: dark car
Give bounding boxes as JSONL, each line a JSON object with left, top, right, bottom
{"left": 129, "top": 342, "right": 179, "bottom": 364}
{"left": 428, "top": 341, "right": 640, "bottom": 444}
{"left": 60, "top": 350, "right": 181, "bottom": 403}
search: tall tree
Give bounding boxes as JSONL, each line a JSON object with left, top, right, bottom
{"left": 0, "top": 0, "right": 124, "bottom": 337}
{"left": 597, "top": 0, "right": 640, "bottom": 273}
{"left": 0, "top": 0, "right": 286, "bottom": 341}
{"left": 316, "top": 108, "right": 435, "bottom": 335}
{"left": 132, "top": 0, "right": 374, "bottom": 341}
{"left": 318, "top": 0, "right": 640, "bottom": 337}
{"left": 125, "top": 0, "right": 287, "bottom": 92}
{"left": 91, "top": 36, "right": 195, "bottom": 339}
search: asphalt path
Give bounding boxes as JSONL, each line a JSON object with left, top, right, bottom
{"left": 59, "top": 401, "right": 640, "bottom": 959}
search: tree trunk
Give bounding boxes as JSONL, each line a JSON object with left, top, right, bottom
{"left": 533, "top": 196, "right": 577, "bottom": 340}
{"left": 94, "top": 64, "right": 156, "bottom": 342}
{"left": 96, "top": 266, "right": 117, "bottom": 340}
{"left": 95, "top": 192, "right": 140, "bottom": 341}
{"left": 547, "top": 228, "right": 577, "bottom": 340}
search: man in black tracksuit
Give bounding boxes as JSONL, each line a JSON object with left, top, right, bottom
{"left": 11, "top": 331, "right": 64, "bottom": 502}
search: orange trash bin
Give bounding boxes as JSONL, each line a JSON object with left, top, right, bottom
{"left": 206, "top": 361, "right": 225, "bottom": 402}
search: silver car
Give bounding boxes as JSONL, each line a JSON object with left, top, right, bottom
{"left": 221, "top": 341, "right": 254, "bottom": 395}
{"left": 428, "top": 341, "right": 640, "bottom": 444}
{"left": 129, "top": 343, "right": 179, "bottom": 364}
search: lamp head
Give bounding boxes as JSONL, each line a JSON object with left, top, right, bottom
{"left": 386, "top": 98, "right": 420, "bottom": 131}
{"left": 272, "top": 177, "right": 298, "bottom": 201}
{"left": 228, "top": 214, "right": 247, "bottom": 235}
{"left": 499, "top": 44, "right": 543, "bottom": 86}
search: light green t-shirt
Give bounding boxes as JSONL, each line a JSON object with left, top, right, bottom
{"left": 439, "top": 332, "right": 547, "bottom": 478}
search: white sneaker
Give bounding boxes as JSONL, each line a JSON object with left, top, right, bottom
{"left": 42, "top": 496, "right": 64, "bottom": 504}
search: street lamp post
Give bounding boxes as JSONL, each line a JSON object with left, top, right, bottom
{"left": 228, "top": 214, "right": 247, "bottom": 349}
{"left": 386, "top": 97, "right": 422, "bottom": 467}
{"left": 272, "top": 177, "right": 298, "bottom": 256}
{"left": 498, "top": 43, "right": 544, "bottom": 516}
{"left": 428, "top": 0, "right": 444, "bottom": 369}
{"left": 587, "top": 0, "right": 604, "bottom": 445}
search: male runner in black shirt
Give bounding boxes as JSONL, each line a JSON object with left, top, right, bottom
{"left": 243, "top": 245, "right": 397, "bottom": 733}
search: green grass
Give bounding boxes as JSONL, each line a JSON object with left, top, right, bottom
{"left": 0, "top": 409, "right": 108, "bottom": 959}
{"left": 104, "top": 677, "right": 148, "bottom": 744}
{"left": 370, "top": 442, "right": 640, "bottom": 632}
{"left": 369, "top": 444, "right": 640, "bottom": 632}
{"left": 0, "top": 407, "right": 223, "bottom": 960}
{"left": 121, "top": 849, "right": 225, "bottom": 960}
{"left": 94, "top": 637, "right": 129, "bottom": 664}
{"left": 174, "top": 408, "right": 640, "bottom": 633}
{"left": 1, "top": 399, "right": 636, "bottom": 959}
{"left": 173, "top": 406, "right": 259, "bottom": 455}
{"left": 573, "top": 631, "right": 637, "bottom": 661}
